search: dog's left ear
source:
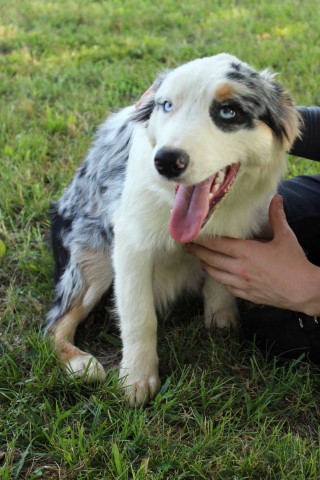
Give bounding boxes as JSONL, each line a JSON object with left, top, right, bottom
{"left": 132, "top": 70, "right": 171, "bottom": 125}
{"left": 135, "top": 85, "right": 155, "bottom": 111}
{"left": 260, "top": 70, "right": 302, "bottom": 150}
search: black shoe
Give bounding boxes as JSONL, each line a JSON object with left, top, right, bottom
{"left": 239, "top": 304, "right": 320, "bottom": 363}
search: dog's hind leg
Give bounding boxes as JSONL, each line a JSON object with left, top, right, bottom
{"left": 45, "top": 247, "right": 114, "bottom": 382}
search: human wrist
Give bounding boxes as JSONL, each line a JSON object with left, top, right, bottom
{"left": 299, "top": 264, "right": 320, "bottom": 317}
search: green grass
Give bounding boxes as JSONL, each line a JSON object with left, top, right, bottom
{"left": 1, "top": 0, "right": 320, "bottom": 478}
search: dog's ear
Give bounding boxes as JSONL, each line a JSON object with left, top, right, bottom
{"left": 135, "top": 85, "right": 156, "bottom": 110}
{"left": 132, "top": 70, "right": 171, "bottom": 125}
{"left": 132, "top": 90, "right": 156, "bottom": 124}
{"left": 260, "top": 70, "right": 302, "bottom": 150}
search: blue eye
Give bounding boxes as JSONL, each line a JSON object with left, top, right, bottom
{"left": 219, "top": 106, "right": 236, "bottom": 120}
{"left": 163, "top": 101, "right": 173, "bottom": 113}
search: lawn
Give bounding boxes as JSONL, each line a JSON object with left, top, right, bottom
{"left": 1, "top": 0, "right": 320, "bottom": 478}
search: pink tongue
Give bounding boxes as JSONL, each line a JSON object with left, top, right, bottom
{"left": 169, "top": 175, "right": 214, "bottom": 243}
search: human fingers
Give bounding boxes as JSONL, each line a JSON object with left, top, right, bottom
{"left": 200, "top": 261, "right": 247, "bottom": 291}
{"left": 185, "top": 243, "right": 240, "bottom": 273}
{"left": 189, "top": 236, "right": 252, "bottom": 259}
{"left": 268, "top": 195, "right": 291, "bottom": 239}
{"left": 200, "top": 266, "right": 261, "bottom": 304}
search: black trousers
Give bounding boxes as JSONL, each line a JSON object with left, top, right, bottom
{"left": 279, "top": 174, "right": 320, "bottom": 266}
{"left": 241, "top": 174, "right": 320, "bottom": 362}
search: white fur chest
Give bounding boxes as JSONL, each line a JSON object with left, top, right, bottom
{"left": 152, "top": 245, "right": 204, "bottom": 311}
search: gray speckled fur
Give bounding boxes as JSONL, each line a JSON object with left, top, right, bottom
{"left": 46, "top": 106, "right": 136, "bottom": 330}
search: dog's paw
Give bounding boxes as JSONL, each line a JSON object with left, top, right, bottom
{"left": 65, "top": 353, "right": 106, "bottom": 383}
{"left": 204, "top": 307, "right": 239, "bottom": 330}
{"left": 120, "top": 368, "right": 161, "bottom": 407}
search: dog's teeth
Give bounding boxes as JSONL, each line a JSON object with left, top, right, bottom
{"left": 212, "top": 184, "right": 220, "bottom": 193}
{"left": 217, "top": 170, "right": 225, "bottom": 183}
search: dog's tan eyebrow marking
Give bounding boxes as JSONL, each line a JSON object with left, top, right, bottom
{"left": 255, "top": 119, "right": 274, "bottom": 138}
{"left": 215, "top": 83, "right": 236, "bottom": 102}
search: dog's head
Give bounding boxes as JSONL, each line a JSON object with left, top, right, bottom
{"left": 132, "top": 53, "right": 301, "bottom": 242}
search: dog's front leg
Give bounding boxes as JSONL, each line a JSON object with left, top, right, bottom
{"left": 203, "top": 276, "right": 239, "bottom": 330}
{"left": 113, "top": 243, "right": 161, "bottom": 407}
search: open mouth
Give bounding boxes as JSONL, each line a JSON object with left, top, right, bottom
{"left": 169, "top": 162, "right": 240, "bottom": 243}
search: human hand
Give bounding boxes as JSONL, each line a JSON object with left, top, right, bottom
{"left": 185, "top": 195, "right": 320, "bottom": 316}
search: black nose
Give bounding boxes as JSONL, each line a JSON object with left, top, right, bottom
{"left": 154, "top": 148, "right": 190, "bottom": 179}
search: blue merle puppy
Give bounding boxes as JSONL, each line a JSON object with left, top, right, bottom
{"left": 46, "top": 53, "right": 300, "bottom": 406}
